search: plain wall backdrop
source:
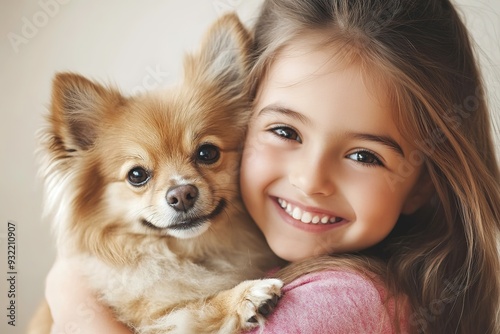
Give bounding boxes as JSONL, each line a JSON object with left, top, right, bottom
{"left": 0, "top": 1, "right": 499, "bottom": 333}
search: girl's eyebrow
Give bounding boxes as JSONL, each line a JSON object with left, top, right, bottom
{"left": 258, "top": 104, "right": 404, "bottom": 157}
{"left": 258, "top": 104, "right": 312, "bottom": 125}
{"left": 351, "top": 133, "right": 405, "bottom": 157}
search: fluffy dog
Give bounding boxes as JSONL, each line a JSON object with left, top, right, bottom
{"left": 30, "top": 13, "right": 283, "bottom": 334}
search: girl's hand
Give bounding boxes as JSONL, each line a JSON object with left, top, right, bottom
{"left": 45, "top": 257, "right": 132, "bottom": 334}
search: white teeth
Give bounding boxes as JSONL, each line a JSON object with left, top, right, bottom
{"left": 277, "top": 198, "right": 342, "bottom": 225}
{"left": 278, "top": 198, "right": 287, "bottom": 209}
{"left": 301, "top": 212, "right": 312, "bottom": 223}
{"left": 292, "top": 207, "right": 302, "bottom": 220}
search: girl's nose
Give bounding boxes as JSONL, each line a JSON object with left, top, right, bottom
{"left": 288, "top": 152, "right": 336, "bottom": 196}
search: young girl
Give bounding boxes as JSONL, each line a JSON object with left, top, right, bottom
{"left": 45, "top": 0, "right": 500, "bottom": 333}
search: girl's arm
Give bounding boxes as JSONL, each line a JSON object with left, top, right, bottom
{"left": 246, "top": 270, "right": 404, "bottom": 334}
{"left": 45, "top": 257, "right": 132, "bottom": 334}
{"left": 47, "top": 264, "right": 400, "bottom": 334}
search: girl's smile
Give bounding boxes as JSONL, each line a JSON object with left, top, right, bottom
{"left": 273, "top": 196, "right": 348, "bottom": 233}
{"left": 240, "top": 35, "right": 428, "bottom": 262}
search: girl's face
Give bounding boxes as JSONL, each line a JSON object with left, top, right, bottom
{"left": 240, "top": 38, "right": 427, "bottom": 262}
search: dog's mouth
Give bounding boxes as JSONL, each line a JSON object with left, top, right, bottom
{"left": 141, "top": 199, "right": 226, "bottom": 231}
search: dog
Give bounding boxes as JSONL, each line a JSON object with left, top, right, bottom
{"left": 29, "top": 13, "right": 284, "bottom": 334}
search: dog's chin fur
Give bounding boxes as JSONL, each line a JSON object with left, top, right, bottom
{"left": 30, "top": 13, "right": 285, "bottom": 334}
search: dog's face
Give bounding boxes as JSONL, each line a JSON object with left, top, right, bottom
{"left": 87, "top": 85, "right": 247, "bottom": 240}
{"left": 42, "top": 14, "right": 252, "bottom": 253}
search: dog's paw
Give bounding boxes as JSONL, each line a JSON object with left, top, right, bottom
{"left": 235, "top": 278, "right": 283, "bottom": 330}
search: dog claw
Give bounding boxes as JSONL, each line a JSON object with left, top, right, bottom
{"left": 246, "top": 296, "right": 279, "bottom": 324}
{"left": 258, "top": 303, "right": 271, "bottom": 316}
{"left": 257, "top": 293, "right": 281, "bottom": 317}
{"left": 247, "top": 316, "right": 258, "bottom": 323}
{"left": 270, "top": 294, "right": 279, "bottom": 307}
{"left": 240, "top": 279, "right": 283, "bottom": 329}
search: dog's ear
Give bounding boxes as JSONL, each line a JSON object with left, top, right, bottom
{"left": 183, "top": 13, "right": 252, "bottom": 97}
{"left": 49, "top": 72, "right": 123, "bottom": 151}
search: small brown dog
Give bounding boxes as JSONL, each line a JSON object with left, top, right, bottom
{"left": 29, "top": 13, "right": 283, "bottom": 334}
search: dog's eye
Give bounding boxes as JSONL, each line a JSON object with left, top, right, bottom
{"left": 196, "top": 144, "right": 220, "bottom": 165}
{"left": 127, "top": 167, "right": 151, "bottom": 186}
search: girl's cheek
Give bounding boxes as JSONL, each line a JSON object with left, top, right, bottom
{"left": 243, "top": 145, "right": 277, "bottom": 176}
{"left": 241, "top": 132, "right": 271, "bottom": 183}
{"left": 355, "top": 178, "right": 413, "bottom": 226}
{"left": 243, "top": 130, "right": 282, "bottom": 166}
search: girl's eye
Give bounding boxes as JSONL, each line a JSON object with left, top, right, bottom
{"left": 196, "top": 144, "right": 220, "bottom": 165}
{"left": 270, "top": 126, "right": 302, "bottom": 143}
{"left": 347, "top": 150, "right": 384, "bottom": 167}
{"left": 128, "top": 167, "right": 151, "bottom": 186}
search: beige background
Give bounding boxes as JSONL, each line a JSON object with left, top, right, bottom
{"left": 0, "top": 1, "right": 499, "bottom": 333}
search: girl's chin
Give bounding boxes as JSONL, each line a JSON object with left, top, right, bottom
{"left": 266, "top": 237, "right": 331, "bottom": 262}
{"left": 270, "top": 246, "right": 307, "bottom": 262}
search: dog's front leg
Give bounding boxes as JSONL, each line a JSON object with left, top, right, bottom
{"left": 138, "top": 278, "right": 283, "bottom": 334}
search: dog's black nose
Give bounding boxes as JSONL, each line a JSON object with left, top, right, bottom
{"left": 166, "top": 184, "right": 198, "bottom": 212}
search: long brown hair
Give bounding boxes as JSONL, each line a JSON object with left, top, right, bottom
{"left": 250, "top": 0, "right": 500, "bottom": 333}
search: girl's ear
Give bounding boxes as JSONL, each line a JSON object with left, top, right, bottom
{"left": 401, "top": 171, "right": 435, "bottom": 215}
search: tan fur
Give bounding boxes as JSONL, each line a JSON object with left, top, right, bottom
{"left": 29, "top": 14, "right": 284, "bottom": 334}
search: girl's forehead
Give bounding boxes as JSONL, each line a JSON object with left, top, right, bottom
{"left": 266, "top": 34, "right": 392, "bottom": 107}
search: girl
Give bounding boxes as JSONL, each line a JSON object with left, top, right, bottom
{"left": 241, "top": 0, "right": 499, "bottom": 332}
{"left": 46, "top": 0, "right": 500, "bottom": 333}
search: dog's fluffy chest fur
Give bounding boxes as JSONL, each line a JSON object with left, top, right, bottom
{"left": 83, "top": 214, "right": 273, "bottom": 327}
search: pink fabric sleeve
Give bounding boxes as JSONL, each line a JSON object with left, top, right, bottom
{"left": 245, "top": 270, "right": 408, "bottom": 334}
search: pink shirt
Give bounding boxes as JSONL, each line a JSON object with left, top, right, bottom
{"left": 247, "top": 270, "right": 408, "bottom": 334}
